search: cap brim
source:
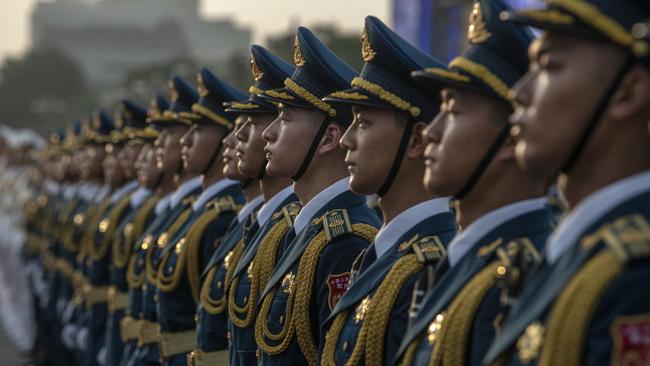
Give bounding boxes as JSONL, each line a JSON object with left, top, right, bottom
{"left": 502, "top": 9, "right": 601, "bottom": 40}
{"left": 225, "top": 96, "right": 277, "bottom": 114}
{"left": 411, "top": 69, "right": 486, "bottom": 97}
{"left": 256, "top": 87, "right": 316, "bottom": 111}
{"left": 322, "top": 87, "right": 397, "bottom": 112}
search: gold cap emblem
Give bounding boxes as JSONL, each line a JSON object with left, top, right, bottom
{"left": 197, "top": 73, "right": 209, "bottom": 97}
{"left": 251, "top": 56, "right": 264, "bottom": 81}
{"left": 361, "top": 29, "right": 377, "bottom": 62}
{"left": 468, "top": 2, "right": 492, "bottom": 44}
{"left": 168, "top": 80, "right": 179, "bottom": 102}
{"left": 293, "top": 35, "right": 306, "bottom": 67}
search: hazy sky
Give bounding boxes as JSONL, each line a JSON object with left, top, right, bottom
{"left": 0, "top": 0, "right": 391, "bottom": 61}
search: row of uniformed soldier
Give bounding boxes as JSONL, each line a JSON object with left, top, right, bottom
{"left": 19, "top": 0, "right": 650, "bottom": 365}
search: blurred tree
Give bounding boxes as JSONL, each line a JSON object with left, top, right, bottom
{"left": 0, "top": 48, "right": 97, "bottom": 133}
{"left": 266, "top": 24, "right": 365, "bottom": 73}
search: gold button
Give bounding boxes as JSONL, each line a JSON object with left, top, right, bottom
{"left": 243, "top": 296, "right": 248, "bottom": 303}
{"left": 194, "top": 314, "right": 199, "bottom": 323}
{"left": 227, "top": 331, "right": 231, "bottom": 340}
{"left": 256, "top": 349, "right": 260, "bottom": 360}
{"left": 217, "top": 281, "right": 222, "bottom": 289}
{"left": 343, "top": 341, "right": 349, "bottom": 351}
{"left": 279, "top": 315, "right": 284, "bottom": 325}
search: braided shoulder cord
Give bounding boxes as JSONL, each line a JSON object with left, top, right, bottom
{"left": 198, "top": 239, "right": 244, "bottom": 315}
{"left": 144, "top": 207, "right": 192, "bottom": 284}
{"left": 229, "top": 219, "right": 290, "bottom": 328}
{"left": 434, "top": 262, "right": 500, "bottom": 366}
{"left": 112, "top": 197, "right": 157, "bottom": 268}
{"left": 294, "top": 223, "right": 378, "bottom": 365}
{"left": 538, "top": 251, "right": 622, "bottom": 366}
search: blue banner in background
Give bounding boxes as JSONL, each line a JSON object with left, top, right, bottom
{"left": 393, "top": 0, "right": 434, "bottom": 54}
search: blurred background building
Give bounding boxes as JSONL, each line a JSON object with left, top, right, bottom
{"left": 0, "top": 0, "right": 541, "bottom": 134}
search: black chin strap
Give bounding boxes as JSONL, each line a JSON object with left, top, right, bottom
{"left": 291, "top": 116, "right": 332, "bottom": 181}
{"left": 377, "top": 121, "right": 414, "bottom": 197}
{"left": 560, "top": 56, "right": 634, "bottom": 173}
{"left": 454, "top": 122, "right": 511, "bottom": 200}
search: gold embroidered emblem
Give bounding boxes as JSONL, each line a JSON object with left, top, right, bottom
{"left": 148, "top": 99, "right": 162, "bottom": 119}
{"left": 251, "top": 56, "right": 264, "bottom": 80}
{"left": 427, "top": 313, "right": 445, "bottom": 345}
{"left": 281, "top": 272, "right": 296, "bottom": 296}
{"left": 113, "top": 112, "right": 124, "bottom": 129}
{"left": 361, "top": 28, "right": 377, "bottom": 61}
{"left": 468, "top": 1, "right": 492, "bottom": 44}
{"left": 168, "top": 80, "right": 179, "bottom": 102}
{"left": 354, "top": 296, "right": 371, "bottom": 323}
{"left": 293, "top": 35, "right": 306, "bottom": 67}
{"left": 98, "top": 218, "right": 110, "bottom": 233}
{"left": 517, "top": 322, "right": 545, "bottom": 364}
{"left": 197, "top": 73, "right": 209, "bottom": 97}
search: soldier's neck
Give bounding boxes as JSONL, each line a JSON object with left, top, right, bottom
{"left": 455, "top": 166, "right": 544, "bottom": 230}
{"left": 379, "top": 168, "right": 434, "bottom": 224}
{"left": 260, "top": 175, "right": 292, "bottom": 202}
{"left": 201, "top": 161, "right": 226, "bottom": 189}
{"left": 158, "top": 173, "right": 176, "bottom": 196}
{"left": 242, "top": 179, "right": 261, "bottom": 202}
{"left": 293, "top": 158, "right": 348, "bottom": 205}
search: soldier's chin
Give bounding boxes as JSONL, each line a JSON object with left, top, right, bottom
{"left": 348, "top": 175, "right": 375, "bottom": 196}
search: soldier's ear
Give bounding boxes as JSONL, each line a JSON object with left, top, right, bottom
{"left": 406, "top": 121, "right": 429, "bottom": 159}
{"left": 495, "top": 134, "right": 517, "bottom": 163}
{"left": 609, "top": 64, "right": 650, "bottom": 124}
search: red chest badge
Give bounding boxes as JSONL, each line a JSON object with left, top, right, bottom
{"left": 326, "top": 272, "right": 351, "bottom": 310}
{"left": 612, "top": 315, "right": 650, "bottom": 365}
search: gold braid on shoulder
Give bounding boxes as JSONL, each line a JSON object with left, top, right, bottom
{"left": 321, "top": 254, "right": 424, "bottom": 366}
{"left": 255, "top": 222, "right": 377, "bottom": 365}
{"left": 145, "top": 207, "right": 192, "bottom": 284}
{"left": 88, "top": 195, "right": 131, "bottom": 261}
{"left": 429, "top": 261, "right": 501, "bottom": 366}
{"left": 537, "top": 250, "right": 621, "bottom": 365}
{"left": 113, "top": 197, "right": 157, "bottom": 268}
{"left": 199, "top": 239, "right": 245, "bottom": 315}
{"left": 229, "top": 218, "right": 290, "bottom": 328}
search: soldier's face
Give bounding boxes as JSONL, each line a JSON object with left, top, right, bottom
{"left": 83, "top": 145, "right": 106, "bottom": 180}
{"left": 180, "top": 123, "right": 226, "bottom": 176}
{"left": 423, "top": 87, "right": 509, "bottom": 196}
{"left": 137, "top": 144, "right": 161, "bottom": 189}
{"left": 222, "top": 117, "right": 248, "bottom": 181}
{"left": 103, "top": 152, "right": 123, "bottom": 187}
{"left": 340, "top": 106, "right": 406, "bottom": 194}
{"left": 263, "top": 104, "right": 326, "bottom": 179}
{"left": 119, "top": 144, "right": 142, "bottom": 181}
{"left": 156, "top": 125, "right": 186, "bottom": 173}
{"left": 510, "top": 32, "right": 626, "bottom": 178}
{"left": 235, "top": 113, "right": 276, "bottom": 178}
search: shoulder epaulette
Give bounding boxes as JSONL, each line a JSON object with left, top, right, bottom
{"left": 279, "top": 202, "right": 301, "bottom": 225}
{"left": 585, "top": 214, "right": 650, "bottom": 263}
{"left": 207, "top": 196, "right": 239, "bottom": 214}
{"left": 322, "top": 208, "right": 353, "bottom": 242}
{"left": 411, "top": 235, "right": 446, "bottom": 263}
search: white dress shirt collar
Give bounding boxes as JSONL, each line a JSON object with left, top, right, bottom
{"left": 192, "top": 179, "right": 239, "bottom": 211}
{"left": 256, "top": 185, "right": 295, "bottom": 226}
{"left": 155, "top": 191, "right": 175, "bottom": 215}
{"left": 169, "top": 176, "right": 202, "bottom": 209}
{"left": 374, "top": 197, "right": 450, "bottom": 258}
{"left": 546, "top": 170, "right": 650, "bottom": 264}
{"left": 293, "top": 177, "right": 351, "bottom": 235}
{"left": 110, "top": 180, "right": 139, "bottom": 204}
{"left": 95, "top": 185, "right": 111, "bottom": 203}
{"left": 130, "top": 186, "right": 152, "bottom": 208}
{"left": 447, "top": 197, "right": 547, "bottom": 267}
{"left": 237, "top": 194, "right": 265, "bottom": 224}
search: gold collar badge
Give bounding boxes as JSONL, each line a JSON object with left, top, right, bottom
{"left": 468, "top": 2, "right": 492, "bottom": 44}
{"left": 427, "top": 313, "right": 445, "bottom": 345}
{"left": 354, "top": 296, "right": 371, "bottom": 323}
{"left": 517, "top": 322, "right": 545, "bottom": 364}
